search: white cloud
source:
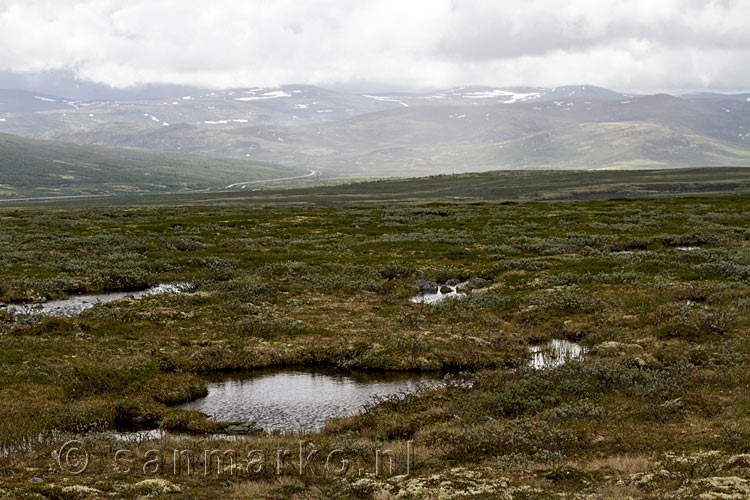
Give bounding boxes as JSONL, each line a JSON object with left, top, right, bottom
{"left": 0, "top": 0, "right": 748, "bottom": 92}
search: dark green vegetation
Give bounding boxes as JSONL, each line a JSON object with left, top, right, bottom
{"left": 0, "top": 132, "right": 303, "bottom": 199}
{"left": 0, "top": 192, "right": 749, "bottom": 498}
{"left": 2, "top": 166, "right": 750, "bottom": 210}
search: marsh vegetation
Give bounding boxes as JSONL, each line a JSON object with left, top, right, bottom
{"left": 0, "top": 194, "right": 749, "bottom": 498}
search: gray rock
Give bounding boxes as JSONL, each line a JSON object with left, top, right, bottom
{"left": 445, "top": 278, "right": 461, "bottom": 286}
{"left": 224, "top": 421, "right": 263, "bottom": 435}
{"left": 29, "top": 477, "right": 43, "bottom": 483}
{"left": 414, "top": 279, "right": 438, "bottom": 294}
{"left": 439, "top": 285, "right": 452, "bottom": 294}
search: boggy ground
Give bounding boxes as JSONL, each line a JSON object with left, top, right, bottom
{"left": 0, "top": 196, "right": 749, "bottom": 499}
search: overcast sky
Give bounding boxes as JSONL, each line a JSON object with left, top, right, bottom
{"left": 0, "top": 0, "right": 748, "bottom": 93}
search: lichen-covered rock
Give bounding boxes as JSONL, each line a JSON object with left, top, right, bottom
{"left": 350, "top": 467, "right": 525, "bottom": 499}
{"left": 698, "top": 476, "right": 750, "bottom": 499}
{"left": 132, "top": 479, "right": 181, "bottom": 494}
{"left": 625, "top": 353, "right": 661, "bottom": 369}
{"left": 61, "top": 485, "right": 102, "bottom": 497}
{"left": 723, "top": 454, "right": 750, "bottom": 470}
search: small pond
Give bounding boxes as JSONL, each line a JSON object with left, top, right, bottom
{"left": 528, "top": 339, "right": 588, "bottom": 370}
{"left": 179, "top": 369, "right": 442, "bottom": 433}
{"left": 1, "top": 283, "right": 190, "bottom": 318}
{"left": 114, "top": 341, "right": 587, "bottom": 442}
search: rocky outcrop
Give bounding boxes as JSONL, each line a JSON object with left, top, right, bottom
{"left": 414, "top": 279, "right": 438, "bottom": 294}
{"left": 132, "top": 479, "right": 181, "bottom": 494}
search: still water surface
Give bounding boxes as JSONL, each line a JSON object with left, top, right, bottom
{"left": 179, "top": 369, "right": 442, "bottom": 432}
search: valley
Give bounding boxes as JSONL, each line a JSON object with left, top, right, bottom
{"left": 2, "top": 85, "right": 750, "bottom": 182}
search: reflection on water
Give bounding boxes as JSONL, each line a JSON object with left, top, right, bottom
{"left": 179, "top": 369, "right": 442, "bottom": 433}
{"left": 529, "top": 339, "right": 587, "bottom": 369}
{"left": 3, "top": 283, "right": 190, "bottom": 318}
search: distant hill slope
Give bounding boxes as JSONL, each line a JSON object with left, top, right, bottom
{"left": 0, "top": 132, "right": 303, "bottom": 199}
{"left": 1, "top": 84, "right": 750, "bottom": 178}
{"left": 0, "top": 89, "right": 73, "bottom": 113}
{"left": 284, "top": 166, "right": 750, "bottom": 202}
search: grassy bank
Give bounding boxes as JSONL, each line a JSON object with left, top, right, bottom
{"left": 0, "top": 194, "right": 749, "bottom": 498}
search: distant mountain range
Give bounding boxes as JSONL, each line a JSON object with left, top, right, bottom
{"left": 1, "top": 84, "right": 749, "bottom": 182}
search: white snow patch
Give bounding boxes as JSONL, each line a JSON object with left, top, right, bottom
{"left": 262, "top": 90, "right": 291, "bottom": 98}
{"left": 293, "top": 104, "right": 308, "bottom": 109}
{"left": 0, "top": 118, "right": 5, "bottom": 122}
{"left": 316, "top": 109, "right": 333, "bottom": 113}
{"left": 163, "top": 122, "right": 169, "bottom": 126}
{"left": 362, "top": 95, "right": 409, "bottom": 107}
{"left": 151, "top": 116, "right": 160, "bottom": 122}
{"left": 234, "top": 90, "right": 291, "bottom": 101}
{"left": 204, "top": 120, "right": 228, "bottom": 124}
{"left": 172, "top": 101, "right": 178, "bottom": 105}
{"left": 620, "top": 100, "right": 632, "bottom": 104}
{"left": 34, "top": 96, "right": 56, "bottom": 102}
{"left": 88, "top": 113, "right": 94, "bottom": 117}
{"left": 292, "top": 90, "right": 302, "bottom": 93}
{"left": 231, "top": 119, "right": 249, "bottom": 123}
{"left": 181, "top": 96, "right": 191, "bottom": 100}
{"left": 460, "top": 89, "right": 541, "bottom": 103}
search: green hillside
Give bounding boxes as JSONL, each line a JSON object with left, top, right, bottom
{"left": 0, "top": 132, "right": 303, "bottom": 199}
{"left": 3, "top": 166, "right": 750, "bottom": 209}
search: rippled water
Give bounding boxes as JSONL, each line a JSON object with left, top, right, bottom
{"left": 2, "top": 283, "right": 190, "bottom": 318}
{"left": 529, "top": 339, "right": 588, "bottom": 369}
{"left": 179, "top": 369, "right": 442, "bottom": 433}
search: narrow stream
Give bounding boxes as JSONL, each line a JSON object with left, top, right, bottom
{"left": 410, "top": 284, "right": 463, "bottom": 304}
{"left": 1, "top": 283, "right": 190, "bottom": 318}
